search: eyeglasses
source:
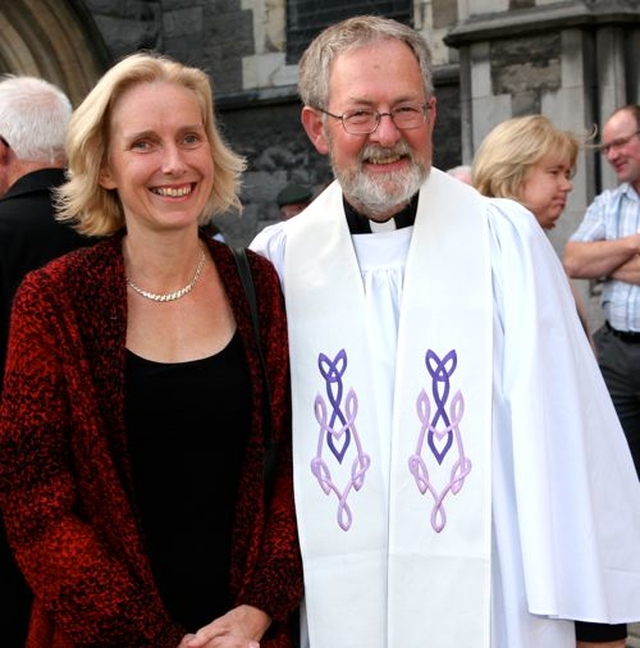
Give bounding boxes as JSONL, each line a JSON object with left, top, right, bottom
{"left": 600, "top": 130, "right": 640, "bottom": 155}
{"left": 317, "top": 103, "right": 430, "bottom": 135}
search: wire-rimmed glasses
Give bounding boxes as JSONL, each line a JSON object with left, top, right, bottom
{"left": 600, "top": 130, "right": 640, "bottom": 155}
{"left": 317, "top": 103, "right": 430, "bottom": 135}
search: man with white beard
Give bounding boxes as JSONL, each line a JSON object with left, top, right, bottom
{"left": 251, "top": 15, "right": 640, "bottom": 648}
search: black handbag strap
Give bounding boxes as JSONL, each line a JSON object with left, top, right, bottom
{"left": 230, "top": 247, "right": 276, "bottom": 504}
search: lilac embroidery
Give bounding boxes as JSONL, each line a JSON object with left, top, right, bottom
{"left": 311, "top": 349, "right": 370, "bottom": 531}
{"left": 408, "top": 349, "right": 472, "bottom": 533}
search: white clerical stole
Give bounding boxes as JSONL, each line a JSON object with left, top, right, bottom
{"left": 284, "top": 170, "right": 493, "bottom": 648}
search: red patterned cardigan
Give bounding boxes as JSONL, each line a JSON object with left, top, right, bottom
{"left": 0, "top": 233, "right": 303, "bottom": 647}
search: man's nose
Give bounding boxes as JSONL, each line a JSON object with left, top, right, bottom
{"left": 370, "top": 113, "right": 402, "bottom": 146}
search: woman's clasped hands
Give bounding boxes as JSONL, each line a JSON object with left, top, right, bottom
{"left": 179, "top": 604, "right": 271, "bottom": 648}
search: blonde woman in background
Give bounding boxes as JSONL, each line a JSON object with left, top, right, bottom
{"left": 472, "top": 114, "right": 592, "bottom": 338}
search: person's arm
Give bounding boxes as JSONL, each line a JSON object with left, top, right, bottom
{"left": 231, "top": 252, "right": 302, "bottom": 622}
{"left": 563, "top": 236, "right": 640, "bottom": 279}
{"left": 0, "top": 274, "right": 183, "bottom": 647}
{"left": 609, "top": 253, "right": 640, "bottom": 284}
{"left": 577, "top": 642, "right": 625, "bottom": 648}
{"left": 249, "top": 221, "right": 287, "bottom": 283}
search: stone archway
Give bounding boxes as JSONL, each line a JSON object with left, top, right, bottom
{"left": 0, "top": 0, "right": 109, "bottom": 105}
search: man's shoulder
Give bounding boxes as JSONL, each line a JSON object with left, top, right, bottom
{"left": 251, "top": 183, "right": 340, "bottom": 259}
{"left": 483, "top": 196, "right": 546, "bottom": 246}
{"left": 590, "top": 183, "right": 632, "bottom": 207}
{"left": 250, "top": 220, "right": 287, "bottom": 251}
{"left": 0, "top": 169, "right": 65, "bottom": 222}
{"left": 1, "top": 168, "right": 66, "bottom": 201}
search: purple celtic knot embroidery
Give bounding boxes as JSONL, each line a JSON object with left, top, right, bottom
{"left": 310, "top": 349, "right": 370, "bottom": 531}
{"left": 408, "top": 349, "right": 472, "bottom": 533}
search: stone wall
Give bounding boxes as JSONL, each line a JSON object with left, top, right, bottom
{"left": 213, "top": 99, "right": 331, "bottom": 246}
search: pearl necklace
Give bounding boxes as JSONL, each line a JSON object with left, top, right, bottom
{"left": 126, "top": 249, "right": 206, "bottom": 302}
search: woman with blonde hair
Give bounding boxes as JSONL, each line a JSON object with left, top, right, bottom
{"left": 472, "top": 114, "right": 595, "bottom": 340}
{"left": 472, "top": 114, "right": 579, "bottom": 230}
{"left": 0, "top": 52, "right": 302, "bottom": 647}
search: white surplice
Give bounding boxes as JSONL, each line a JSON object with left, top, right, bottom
{"left": 251, "top": 168, "right": 640, "bottom": 648}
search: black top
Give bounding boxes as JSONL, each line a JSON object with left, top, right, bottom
{"left": 125, "top": 331, "right": 252, "bottom": 631}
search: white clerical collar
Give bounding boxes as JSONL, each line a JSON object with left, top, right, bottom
{"left": 370, "top": 218, "right": 399, "bottom": 233}
{"left": 344, "top": 193, "right": 418, "bottom": 234}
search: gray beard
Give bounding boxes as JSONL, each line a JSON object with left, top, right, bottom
{"left": 330, "top": 146, "right": 429, "bottom": 220}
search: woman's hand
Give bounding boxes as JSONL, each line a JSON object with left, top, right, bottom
{"left": 178, "top": 605, "right": 271, "bottom": 648}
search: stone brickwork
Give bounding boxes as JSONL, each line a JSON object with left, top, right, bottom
{"left": 201, "top": 0, "right": 255, "bottom": 95}
{"left": 83, "top": 0, "right": 163, "bottom": 59}
{"left": 213, "top": 100, "right": 332, "bottom": 246}
{"left": 491, "top": 33, "right": 561, "bottom": 116}
{"left": 83, "top": 0, "right": 254, "bottom": 95}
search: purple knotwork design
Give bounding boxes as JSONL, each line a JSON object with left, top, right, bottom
{"left": 408, "top": 349, "right": 472, "bottom": 532}
{"left": 310, "top": 349, "right": 370, "bottom": 531}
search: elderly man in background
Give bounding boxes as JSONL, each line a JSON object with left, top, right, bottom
{"left": 0, "top": 74, "right": 91, "bottom": 647}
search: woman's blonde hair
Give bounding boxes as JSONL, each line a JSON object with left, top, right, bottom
{"left": 56, "top": 52, "right": 245, "bottom": 236}
{"left": 472, "top": 115, "right": 580, "bottom": 200}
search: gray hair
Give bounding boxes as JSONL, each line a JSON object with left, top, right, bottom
{"left": 0, "top": 75, "right": 71, "bottom": 165}
{"left": 298, "top": 15, "right": 434, "bottom": 110}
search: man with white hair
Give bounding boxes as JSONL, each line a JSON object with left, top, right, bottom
{"left": 0, "top": 74, "right": 91, "bottom": 647}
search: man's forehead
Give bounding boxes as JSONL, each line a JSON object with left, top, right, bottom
{"left": 604, "top": 110, "right": 636, "bottom": 136}
{"left": 327, "top": 40, "right": 424, "bottom": 99}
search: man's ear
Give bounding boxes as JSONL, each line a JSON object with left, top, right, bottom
{"left": 301, "top": 106, "right": 330, "bottom": 155}
{"left": 0, "top": 137, "right": 11, "bottom": 164}
{"left": 427, "top": 96, "right": 437, "bottom": 130}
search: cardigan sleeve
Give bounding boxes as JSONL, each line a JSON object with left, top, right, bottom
{"left": 227, "top": 251, "right": 303, "bottom": 631}
{"left": 0, "top": 271, "right": 184, "bottom": 647}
